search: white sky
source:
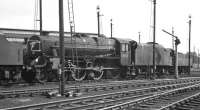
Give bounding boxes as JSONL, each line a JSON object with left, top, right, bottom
{"left": 0, "top": 0, "right": 199, "bottom": 53}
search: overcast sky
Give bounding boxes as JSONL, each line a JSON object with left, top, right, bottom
{"left": 0, "top": 0, "right": 199, "bottom": 53}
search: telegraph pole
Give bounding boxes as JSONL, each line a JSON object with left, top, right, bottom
{"left": 198, "top": 49, "right": 199, "bottom": 68}
{"left": 138, "top": 32, "right": 141, "bottom": 43}
{"left": 110, "top": 19, "right": 113, "bottom": 38}
{"left": 59, "top": 0, "right": 65, "bottom": 96}
{"left": 152, "top": 0, "right": 156, "bottom": 78}
{"left": 97, "top": 6, "right": 100, "bottom": 37}
{"left": 188, "top": 15, "right": 191, "bottom": 75}
{"left": 39, "top": 0, "right": 43, "bottom": 35}
{"left": 193, "top": 46, "right": 195, "bottom": 65}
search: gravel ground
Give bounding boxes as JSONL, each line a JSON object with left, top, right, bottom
{"left": 0, "top": 85, "right": 142, "bottom": 109}
{"left": 0, "top": 80, "right": 152, "bottom": 109}
{"left": 0, "top": 96, "right": 67, "bottom": 109}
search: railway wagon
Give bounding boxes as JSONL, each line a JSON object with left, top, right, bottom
{"left": 134, "top": 42, "right": 172, "bottom": 77}
{"left": 178, "top": 52, "right": 191, "bottom": 74}
{"left": 23, "top": 34, "right": 137, "bottom": 82}
{"left": 0, "top": 33, "right": 24, "bottom": 82}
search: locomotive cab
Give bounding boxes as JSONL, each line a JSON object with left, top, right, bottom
{"left": 115, "top": 39, "right": 137, "bottom": 66}
{"left": 113, "top": 38, "right": 137, "bottom": 77}
{"left": 22, "top": 35, "right": 49, "bottom": 83}
{"left": 27, "top": 35, "right": 42, "bottom": 56}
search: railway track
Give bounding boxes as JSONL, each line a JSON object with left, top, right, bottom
{"left": 0, "top": 78, "right": 200, "bottom": 99}
{"left": 102, "top": 82, "right": 200, "bottom": 110}
{"left": 0, "top": 79, "right": 112, "bottom": 88}
{"left": 3, "top": 79, "right": 200, "bottom": 110}
{"left": 158, "top": 88, "right": 200, "bottom": 110}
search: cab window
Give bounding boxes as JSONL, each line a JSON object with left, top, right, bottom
{"left": 121, "top": 43, "right": 129, "bottom": 52}
{"left": 125, "top": 44, "right": 129, "bottom": 51}
{"left": 29, "top": 40, "right": 41, "bottom": 51}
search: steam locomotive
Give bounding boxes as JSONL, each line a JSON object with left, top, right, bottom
{"left": 0, "top": 29, "right": 191, "bottom": 83}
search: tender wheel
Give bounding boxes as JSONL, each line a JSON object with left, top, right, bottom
{"left": 71, "top": 69, "right": 86, "bottom": 81}
{"left": 106, "top": 70, "right": 120, "bottom": 79}
{"left": 12, "top": 70, "right": 22, "bottom": 82}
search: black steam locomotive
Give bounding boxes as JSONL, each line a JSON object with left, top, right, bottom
{"left": 0, "top": 29, "right": 191, "bottom": 83}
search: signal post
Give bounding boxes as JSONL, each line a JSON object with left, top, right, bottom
{"left": 162, "top": 29, "right": 180, "bottom": 79}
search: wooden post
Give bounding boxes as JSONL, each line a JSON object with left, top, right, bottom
{"left": 39, "top": 0, "right": 43, "bottom": 35}
{"left": 188, "top": 15, "right": 191, "bottom": 75}
{"left": 152, "top": 0, "right": 156, "bottom": 79}
{"left": 97, "top": 6, "right": 100, "bottom": 37}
